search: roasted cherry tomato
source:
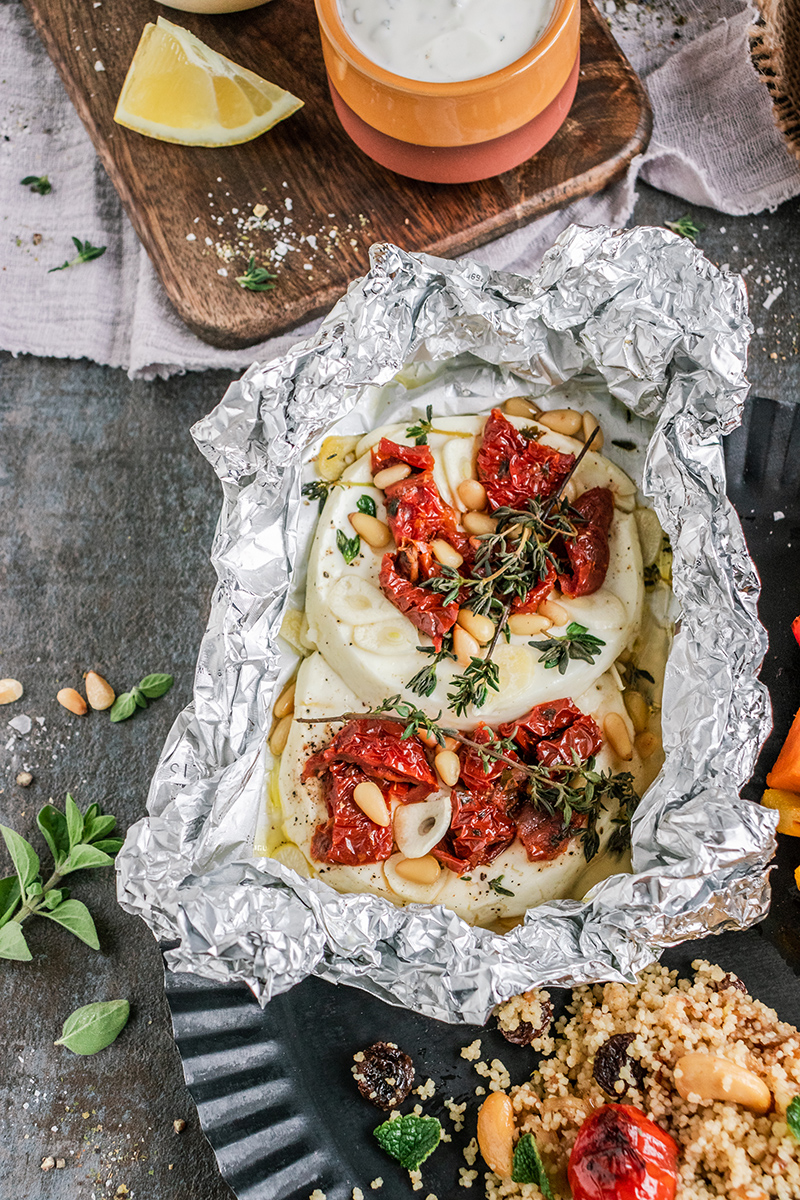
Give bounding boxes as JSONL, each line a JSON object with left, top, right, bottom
{"left": 568, "top": 1104, "right": 679, "bottom": 1200}
{"left": 793, "top": 614, "right": 800, "bottom": 649}
{"left": 477, "top": 408, "right": 575, "bottom": 510}
{"left": 371, "top": 438, "right": 435, "bottom": 476}
{"left": 433, "top": 787, "right": 517, "bottom": 875}
{"left": 558, "top": 487, "right": 614, "bottom": 598}
{"left": 536, "top": 713, "right": 603, "bottom": 767}
{"left": 311, "top": 762, "right": 395, "bottom": 866}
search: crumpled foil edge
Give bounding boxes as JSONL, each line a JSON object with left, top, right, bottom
{"left": 116, "top": 226, "right": 777, "bottom": 1025}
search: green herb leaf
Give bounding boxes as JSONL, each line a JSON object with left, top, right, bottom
{"left": 138, "top": 673, "right": 174, "bottom": 699}
{"left": 0, "top": 825, "right": 41, "bottom": 896}
{"left": 37, "top": 805, "right": 70, "bottom": 867}
{"left": 55, "top": 998, "right": 130, "bottom": 1055}
{"left": 235, "top": 254, "right": 277, "bottom": 292}
{"left": 83, "top": 814, "right": 117, "bottom": 844}
{"left": 302, "top": 479, "right": 331, "bottom": 513}
{"left": 787, "top": 1096, "right": 800, "bottom": 1141}
{"left": 406, "top": 404, "right": 434, "bottom": 446}
{"left": 512, "top": 1133, "right": 554, "bottom": 1197}
{"left": 42, "top": 899, "right": 99, "bottom": 949}
{"left": 65, "top": 793, "right": 84, "bottom": 849}
{"left": 41, "top": 888, "right": 69, "bottom": 912}
{"left": 60, "top": 844, "right": 115, "bottom": 876}
{"left": 373, "top": 1113, "right": 442, "bottom": 1171}
{"left": 0, "top": 921, "right": 32, "bottom": 961}
{"left": 336, "top": 528, "right": 361, "bottom": 564}
{"left": 447, "top": 655, "right": 501, "bottom": 717}
{"left": 356, "top": 494, "right": 377, "bottom": 518}
{"left": 488, "top": 875, "right": 515, "bottom": 897}
{"left": 611, "top": 439, "right": 637, "bottom": 452}
{"left": 529, "top": 622, "right": 606, "bottom": 675}
{"left": 0, "top": 876, "right": 21, "bottom": 927}
{"left": 48, "top": 236, "right": 106, "bottom": 273}
{"left": 21, "top": 174, "right": 52, "bottom": 195}
{"left": 110, "top": 691, "right": 137, "bottom": 723}
{"left": 91, "top": 838, "right": 124, "bottom": 856}
{"left": 132, "top": 687, "right": 148, "bottom": 709}
{"left": 665, "top": 214, "right": 702, "bottom": 243}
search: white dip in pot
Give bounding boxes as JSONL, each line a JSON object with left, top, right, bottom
{"left": 337, "top": 0, "right": 558, "bottom": 83}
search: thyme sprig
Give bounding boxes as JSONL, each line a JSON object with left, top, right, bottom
{"left": 665, "top": 215, "right": 702, "bottom": 243}
{"left": 235, "top": 254, "right": 277, "bottom": 291}
{"left": 407, "top": 642, "right": 456, "bottom": 699}
{"left": 48, "top": 237, "right": 106, "bottom": 273}
{"left": 296, "top": 695, "right": 638, "bottom": 861}
{"left": 406, "top": 405, "right": 434, "bottom": 445}
{"left": 530, "top": 622, "right": 606, "bottom": 675}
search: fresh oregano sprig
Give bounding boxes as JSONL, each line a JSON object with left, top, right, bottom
{"left": 110, "top": 673, "right": 174, "bottom": 723}
{"left": 529, "top": 622, "right": 606, "bottom": 675}
{"left": 0, "top": 795, "right": 124, "bottom": 961}
{"left": 48, "top": 236, "right": 106, "bottom": 273}
{"left": 55, "top": 998, "right": 130, "bottom": 1056}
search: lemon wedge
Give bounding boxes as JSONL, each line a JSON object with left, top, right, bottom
{"left": 114, "top": 16, "right": 303, "bottom": 146}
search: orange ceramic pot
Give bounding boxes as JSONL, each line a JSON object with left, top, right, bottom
{"left": 314, "top": 0, "right": 580, "bottom": 181}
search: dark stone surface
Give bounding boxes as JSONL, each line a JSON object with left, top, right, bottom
{"left": 0, "top": 180, "right": 797, "bottom": 1199}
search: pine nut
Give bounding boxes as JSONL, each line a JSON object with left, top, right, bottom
{"left": 538, "top": 408, "right": 582, "bottom": 437}
{"left": 503, "top": 396, "right": 540, "bottom": 419}
{"left": 352, "top": 781, "right": 391, "bottom": 827}
{"left": 84, "top": 671, "right": 115, "bottom": 711}
{"left": 317, "top": 435, "right": 360, "bottom": 482}
{"left": 635, "top": 731, "right": 659, "bottom": 759}
{"left": 453, "top": 625, "right": 481, "bottom": 666}
{"left": 349, "top": 511, "right": 391, "bottom": 548}
{"left": 57, "top": 687, "right": 87, "bottom": 716}
{"left": 538, "top": 599, "right": 568, "bottom": 626}
{"left": 508, "top": 614, "right": 552, "bottom": 636}
{"left": 623, "top": 690, "right": 649, "bottom": 734}
{"left": 0, "top": 678, "right": 23, "bottom": 705}
{"left": 443, "top": 736, "right": 460, "bottom": 752}
{"left": 274, "top": 680, "right": 296, "bottom": 719}
{"left": 418, "top": 728, "right": 441, "bottom": 749}
{"left": 457, "top": 608, "right": 495, "bottom": 645}
{"left": 394, "top": 854, "right": 441, "bottom": 884}
{"left": 269, "top": 713, "right": 292, "bottom": 756}
{"left": 476, "top": 1092, "right": 515, "bottom": 1178}
{"left": 373, "top": 463, "right": 411, "bottom": 490}
{"left": 673, "top": 1053, "right": 771, "bottom": 1114}
{"left": 435, "top": 749, "right": 461, "bottom": 787}
{"left": 457, "top": 479, "right": 488, "bottom": 511}
{"left": 462, "top": 511, "right": 497, "bottom": 535}
{"left": 582, "top": 411, "right": 604, "bottom": 450}
{"left": 604, "top": 712, "right": 633, "bottom": 761}
{"left": 431, "top": 539, "right": 464, "bottom": 569}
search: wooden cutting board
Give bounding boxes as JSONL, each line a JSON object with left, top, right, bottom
{"left": 22, "top": 0, "right": 651, "bottom": 350}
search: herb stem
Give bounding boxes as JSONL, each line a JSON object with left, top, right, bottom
{"left": 9, "top": 867, "right": 63, "bottom": 924}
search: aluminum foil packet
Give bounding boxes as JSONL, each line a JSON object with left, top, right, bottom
{"left": 117, "top": 226, "right": 777, "bottom": 1025}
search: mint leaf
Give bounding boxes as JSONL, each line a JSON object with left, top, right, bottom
{"left": 373, "top": 1113, "right": 442, "bottom": 1171}
{"left": 0, "top": 921, "right": 32, "bottom": 961}
{"left": 110, "top": 691, "right": 137, "bottom": 722}
{"left": 787, "top": 1096, "right": 800, "bottom": 1141}
{"left": 512, "top": 1133, "right": 554, "bottom": 1197}
{"left": 356, "top": 494, "right": 377, "bottom": 518}
{"left": 55, "top": 998, "right": 129, "bottom": 1055}
{"left": 138, "top": 673, "right": 173, "bottom": 699}
{"left": 42, "top": 899, "right": 99, "bottom": 948}
{"left": 37, "top": 804, "right": 70, "bottom": 867}
{"left": 336, "top": 528, "right": 361, "bottom": 564}
{"left": 0, "top": 825, "right": 41, "bottom": 895}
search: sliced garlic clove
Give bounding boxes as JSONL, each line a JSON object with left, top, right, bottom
{"left": 270, "top": 842, "right": 313, "bottom": 878}
{"left": 327, "top": 576, "right": 399, "bottom": 626}
{"left": 383, "top": 852, "right": 448, "bottom": 903}
{"left": 393, "top": 791, "right": 452, "bottom": 859}
{"left": 353, "top": 619, "right": 417, "bottom": 656}
{"left": 442, "top": 435, "right": 477, "bottom": 512}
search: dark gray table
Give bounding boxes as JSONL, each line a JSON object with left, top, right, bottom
{"left": 0, "top": 181, "right": 798, "bottom": 1200}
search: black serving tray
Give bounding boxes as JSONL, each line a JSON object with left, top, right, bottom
{"left": 165, "top": 393, "right": 800, "bottom": 1200}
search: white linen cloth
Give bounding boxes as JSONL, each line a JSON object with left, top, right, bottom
{"left": 1, "top": 0, "right": 798, "bottom": 378}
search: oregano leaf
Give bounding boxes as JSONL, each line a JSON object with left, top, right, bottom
{"left": 60, "top": 844, "right": 115, "bottom": 876}
{"left": 0, "top": 825, "right": 41, "bottom": 895}
{"left": 42, "top": 899, "right": 99, "bottom": 949}
{"left": 0, "top": 876, "right": 21, "bottom": 928}
{"left": 132, "top": 688, "right": 148, "bottom": 709}
{"left": 91, "top": 838, "right": 123, "bottom": 856}
{"left": 55, "top": 998, "right": 129, "bottom": 1055}
{"left": 138, "top": 673, "right": 174, "bottom": 699}
{"left": 37, "top": 805, "right": 70, "bottom": 866}
{"left": 83, "top": 814, "right": 117, "bottom": 843}
{"left": 0, "top": 921, "right": 32, "bottom": 961}
{"left": 65, "top": 793, "right": 84, "bottom": 849}
{"left": 110, "top": 692, "right": 137, "bottom": 723}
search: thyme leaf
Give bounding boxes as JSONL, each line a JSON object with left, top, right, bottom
{"left": 406, "top": 404, "right": 433, "bottom": 445}
{"left": 406, "top": 642, "right": 455, "bottom": 699}
{"left": 665, "top": 215, "right": 702, "bottom": 242}
{"left": 488, "top": 875, "right": 515, "bottom": 897}
{"left": 302, "top": 479, "right": 331, "bottom": 513}
{"left": 447, "top": 654, "right": 500, "bottom": 717}
{"left": 48, "top": 237, "right": 106, "bottom": 273}
{"left": 235, "top": 254, "right": 277, "bottom": 292}
{"left": 529, "top": 622, "right": 606, "bottom": 675}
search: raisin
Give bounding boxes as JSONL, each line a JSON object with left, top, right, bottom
{"left": 499, "top": 999, "right": 553, "bottom": 1045}
{"left": 353, "top": 1041, "right": 415, "bottom": 1110}
{"left": 718, "top": 973, "right": 747, "bottom": 994}
{"left": 592, "top": 1032, "right": 646, "bottom": 1097}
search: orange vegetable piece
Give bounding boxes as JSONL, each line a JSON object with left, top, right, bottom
{"left": 793, "top": 614, "right": 800, "bottom": 648}
{"left": 761, "top": 788, "right": 800, "bottom": 836}
{"left": 766, "top": 707, "right": 800, "bottom": 794}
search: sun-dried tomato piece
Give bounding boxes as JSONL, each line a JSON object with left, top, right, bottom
{"left": 558, "top": 486, "right": 614, "bottom": 598}
{"left": 510, "top": 564, "right": 558, "bottom": 613}
{"left": 498, "top": 998, "right": 554, "bottom": 1045}
{"left": 379, "top": 551, "right": 459, "bottom": 651}
{"left": 371, "top": 438, "right": 434, "bottom": 476}
{"left": 311, "top": 762, "right": 394, "bottom": 866}
{"left": 433, "top": 786, "right": 517, "bottom": 875}
{"left": 499, "top": 699, "right": 588, "bottom": 754}
{"left": 353, "top": 1041, "right": 415, "bottom": 1110}
{"left": 477, "top": 408, "right": 575, "bottom": 510}
{"left": 514, "top": 802, "right": 575, "bottom": 862}
{"left": 568, "top": 1105, "right": 679, "bottom": 1200}
{"left": 536, "top": 713, "right": 602, "bottom": 767}
{"left": 457, "top": 724, "right": 514, "bottom": 794}
{"left": 304, "top": 718, "right": 436, "bottom": 788}
{"left": 384, "top": 470, "right": 469, "bottom": 553}
{"left": 593, "top": 1033, "right": 646, "bottom": 1098}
